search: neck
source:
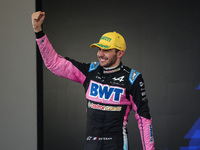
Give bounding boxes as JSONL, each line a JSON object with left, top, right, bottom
{"left": 103, "top": 60, "right": 121, "bottom": 70}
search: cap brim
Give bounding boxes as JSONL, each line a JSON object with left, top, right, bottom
{"left": 90, "top": 43, "right": 111, "bottom": 50}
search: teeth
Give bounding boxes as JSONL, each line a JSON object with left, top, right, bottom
{"left": 99, "top": 58, "right": 106, "bottom": 62}
{"left": 99, "top": 57, "right": 107, "bottom": 62}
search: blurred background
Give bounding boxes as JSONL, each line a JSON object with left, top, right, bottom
{"left": 0, "top": 0, "right": 200, "bottom": 150}
{"left": 0, "top": 0, "right": 37, "bottom": 150}
{"left": 42, "top": 0, "right": 200, "bottom": 149}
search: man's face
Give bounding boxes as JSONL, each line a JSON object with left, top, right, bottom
{"left": 97, "top": 48, "right": 119, "bottom": 68}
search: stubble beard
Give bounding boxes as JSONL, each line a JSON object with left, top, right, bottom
{"left": 99, "top": 54, "right": 118, "bottom": 68}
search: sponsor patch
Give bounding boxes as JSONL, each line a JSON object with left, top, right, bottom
{"left": 129, "top": 69, "right": 140, "bottom": 85}
{"left": 93, "top": 137, "right": 98, "bottom": 140}
{"left": 139, "top": 81, "right": 144, "bottom": 87}
{"left": 149, "top": 124, "right": 154, "bottom": 143}
{"left": 141, "top": 92, "right": 146, "bottom": 97}
{"left": 88, "top": 101, "right": 122, "bottom": 111}
{"left": 40, "top": 38, "right": 45, "bottom": 44}
{"left": 100, "top": 36, "right": 112, "bottom": 42}
{"left": 89, "top": 81, "right": 124, "bottom": 102}
{"left": 89, "top": 62, "right": 100, "bottom": 72}
{"left": 86, "top": 136, "right": 112, "bottom": 141}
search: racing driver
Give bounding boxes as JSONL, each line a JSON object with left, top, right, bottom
{"left": 32, "top": 11, "right": 155, "bottom": 150}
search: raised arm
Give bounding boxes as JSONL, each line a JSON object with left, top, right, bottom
{"left": 31, "top": 12, "right": 88, "bottom": 84}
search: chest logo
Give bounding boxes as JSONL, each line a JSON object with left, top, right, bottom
{"left": 112, "top": 76, "right": 125, "bottom": 82}
{"left": 88, "top": 102, "right": 122, "bottom": 111}
{"left": 89, "top": 81, "right": 124, "bottom": 102}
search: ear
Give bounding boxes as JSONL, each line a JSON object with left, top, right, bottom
{"left": 117, "top": 50, "right": 125, "bottom": 59}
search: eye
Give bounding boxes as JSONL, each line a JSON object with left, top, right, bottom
{"left": 104, "top": 49, "right": 111, "bottom": 52}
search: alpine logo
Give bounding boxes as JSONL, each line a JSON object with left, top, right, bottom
{"left": 112, "top": 76, "right": 125, "bottom": 82}
{"left": 88, "top": 81, "right": 124, "bottom": 102}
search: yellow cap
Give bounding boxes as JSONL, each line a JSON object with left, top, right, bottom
{"left": 90, "top": 31, "right": 126, "bottom": 51}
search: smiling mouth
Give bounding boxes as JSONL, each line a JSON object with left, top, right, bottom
{"left": 99, "top": 57, "right": 107, "bottom": 62}
{"left": 100, "top": 59, "right": 106, "bottom": 62}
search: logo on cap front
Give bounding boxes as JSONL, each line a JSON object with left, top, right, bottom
{"left": 100, "top": 36, "right": 112, "bottom": 42}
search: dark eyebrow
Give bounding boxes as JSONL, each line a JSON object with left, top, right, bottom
{"left": 98, "top": 48, "right": 110, "bottom": 51}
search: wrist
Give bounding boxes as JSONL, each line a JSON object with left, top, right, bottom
{"left": 33, "top": 26, "right": 42, "bottom": 33}
{"left": 35, "top": 31, "right": 45, "bottom": 39}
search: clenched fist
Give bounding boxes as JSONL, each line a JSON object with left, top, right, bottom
{"left": 32, "top": 11, "right": 45, "bottom": 33}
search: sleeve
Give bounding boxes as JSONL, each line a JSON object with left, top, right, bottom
{"left": 35, "top": 33, "right": 89, "bottom": 84}
{"left": 130, "top": 74, "right": 155, "bottom": 150}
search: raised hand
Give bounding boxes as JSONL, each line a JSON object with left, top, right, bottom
{"left": 31, "top": 11, "right": 45, "bottom": 33}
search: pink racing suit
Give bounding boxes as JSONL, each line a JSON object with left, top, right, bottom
{"left": 36, "top": 32, "right": 155, "bottom": 150}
